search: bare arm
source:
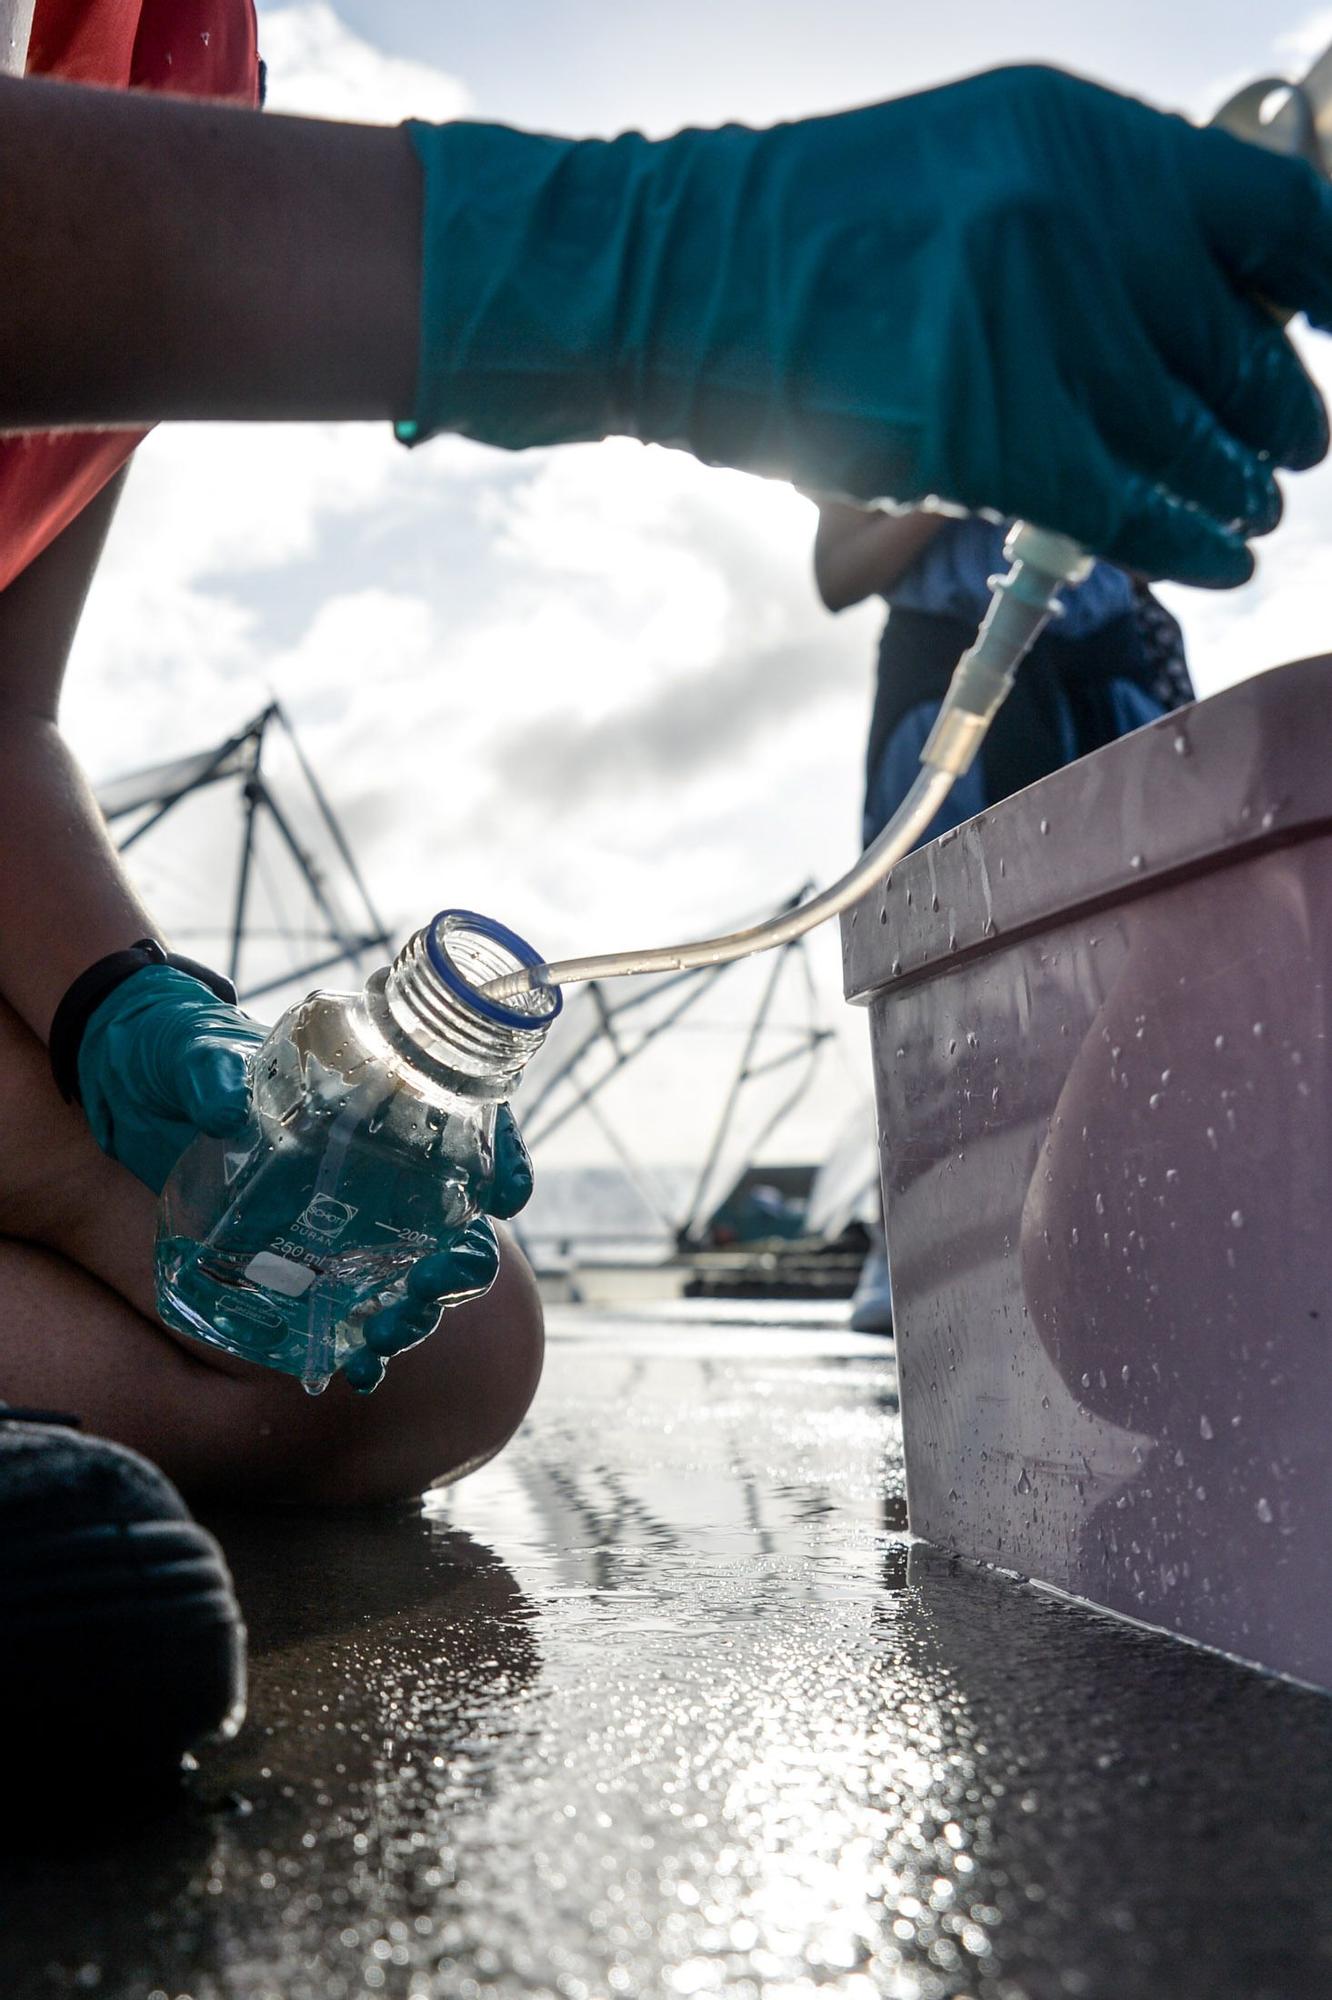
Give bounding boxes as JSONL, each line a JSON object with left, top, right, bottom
{"left": 813, "top": 501, "right": 947, "bottom": 612}
{"left": 0, "top": 470, "right": 161, "bottom": 1040}
{"left": 0, "top": 73, "right": 423, "bottom": 1044}
{"left": 0, "top": 74, "right": 413, "bottom": 1044}
{"left": 0, "top": 74, "right": 421, "bottom": 430}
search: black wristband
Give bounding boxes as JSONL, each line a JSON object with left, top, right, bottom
{"left": 48, "top": 939, "right": 239, "bottom": 1106}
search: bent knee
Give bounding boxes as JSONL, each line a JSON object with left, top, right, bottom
{"left": 182, "top": 1233, "right": 545, "bottom": 1506}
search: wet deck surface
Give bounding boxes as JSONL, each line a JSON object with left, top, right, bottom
{"left": 7, "top": 1302, "right": 1332, "bottom": 1999}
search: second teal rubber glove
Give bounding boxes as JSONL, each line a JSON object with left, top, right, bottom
{"left": 399, "top": 64, "right": 1332, "bottom": 587}
{"left": 341, "top": 1109, "right": 533, "bottom": 1394}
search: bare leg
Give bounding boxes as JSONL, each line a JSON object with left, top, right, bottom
{"left": 0, "top": 995, "right": 544, "bottom": 1504}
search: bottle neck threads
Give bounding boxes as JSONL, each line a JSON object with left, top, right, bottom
{"left": 380, "top": 910, "right": 560, "bottom": 1094}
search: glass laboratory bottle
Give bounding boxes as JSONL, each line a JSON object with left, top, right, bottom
{"left": 155, "top": 910, "right": 560, "bottom": 1392}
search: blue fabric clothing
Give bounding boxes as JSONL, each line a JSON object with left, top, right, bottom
{"left": 864, "top": 702, "right": 992, "bottom": 850}
{"left": 865, "top": 681, "right": 1167, "bottom": 849}
{"left": 863, "top": 612, "right": 1173, "bottom": 851}
{"left": 885, "top": 517, "right": 1135, "bottom": 638}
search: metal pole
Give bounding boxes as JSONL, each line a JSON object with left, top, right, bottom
{"left": 250, "top": 776, "right": 361, "bottom": 965}
{"left": 0, "top": 1, "right": 35, "bottom": 75}
{"left": 228, "top": 725, "right": 267, "bottom": 989}
{"left": 681, "top": 935, "right": 799, "bottom": 1242}
{"left": 523, "top": 963, "right": 732, "bottom": 1147}
{"left": 273, "top": 702, "right": 390, "bottom": 956}
{"left": 238, "top": 937, "right": 391, "bottom": 1007}
{"left": 115, "top": 725, "right": 258, "bottom": 854}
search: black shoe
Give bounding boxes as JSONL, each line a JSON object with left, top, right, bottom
{"left": 0, "top": 1410, "right": 246, "bottom": 1798}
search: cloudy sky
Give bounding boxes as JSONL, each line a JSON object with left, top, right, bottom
{"left": 60, "top": 1, "right": 1332, "bottom": 1171}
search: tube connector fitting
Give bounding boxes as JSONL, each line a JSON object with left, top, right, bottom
{"left": 1002, "top": 521, "right": 1093, "bottom": 587}
{"left": 920, "top": 523, "right": 1092, "bottom": 778}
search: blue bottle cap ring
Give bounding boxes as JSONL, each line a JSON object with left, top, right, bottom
{"left": 424, "top": 910, "right": 563, "bottom": 1030}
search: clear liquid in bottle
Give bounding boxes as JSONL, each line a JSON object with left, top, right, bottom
{"left": 155, "top": 910, "right": 558, "bottom": 1391}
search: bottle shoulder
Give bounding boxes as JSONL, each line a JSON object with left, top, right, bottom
{"left": 252, "top": 987, "right": 495, "bottom": 1149}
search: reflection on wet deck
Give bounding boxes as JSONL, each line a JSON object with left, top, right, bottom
{"left": 6, "top": 1304, "right": 1332, "bottom": 1999}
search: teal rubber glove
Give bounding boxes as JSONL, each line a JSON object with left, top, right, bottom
{"left": 340, "top": 1110, "right": 533, "bottom": 1394}
{"left": 399, "top": 65, "right": 1332, "bottom": 587}
{"left": 78, "top": 965, "right": 534, "bottom": 1392}
{"left": 78, "top": 965, "right": 266, "bottom": 1198}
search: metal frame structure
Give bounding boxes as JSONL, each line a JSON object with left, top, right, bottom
{"left": 97, "top": 702, "right": 391, "bottom": 1005}
{"left": 519, "top": 886, "right": 838, "bottom": 1244}
{"left": 99, "top": 713, "right": 843, "bottom": 1239}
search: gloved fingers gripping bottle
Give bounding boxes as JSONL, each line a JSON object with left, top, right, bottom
{"left": 154, "top": 911, "right": 559, "bottom": 1394}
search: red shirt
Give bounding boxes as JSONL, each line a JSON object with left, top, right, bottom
{"left": 0, "top": 0, "right": 260, "bottom": 593}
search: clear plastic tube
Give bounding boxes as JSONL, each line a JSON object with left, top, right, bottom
{"left": 488, "top": 766, "right": 955, "bottom": 997}
{"left": 482, "top": 522, "right": 1088, "bottom": 1004}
